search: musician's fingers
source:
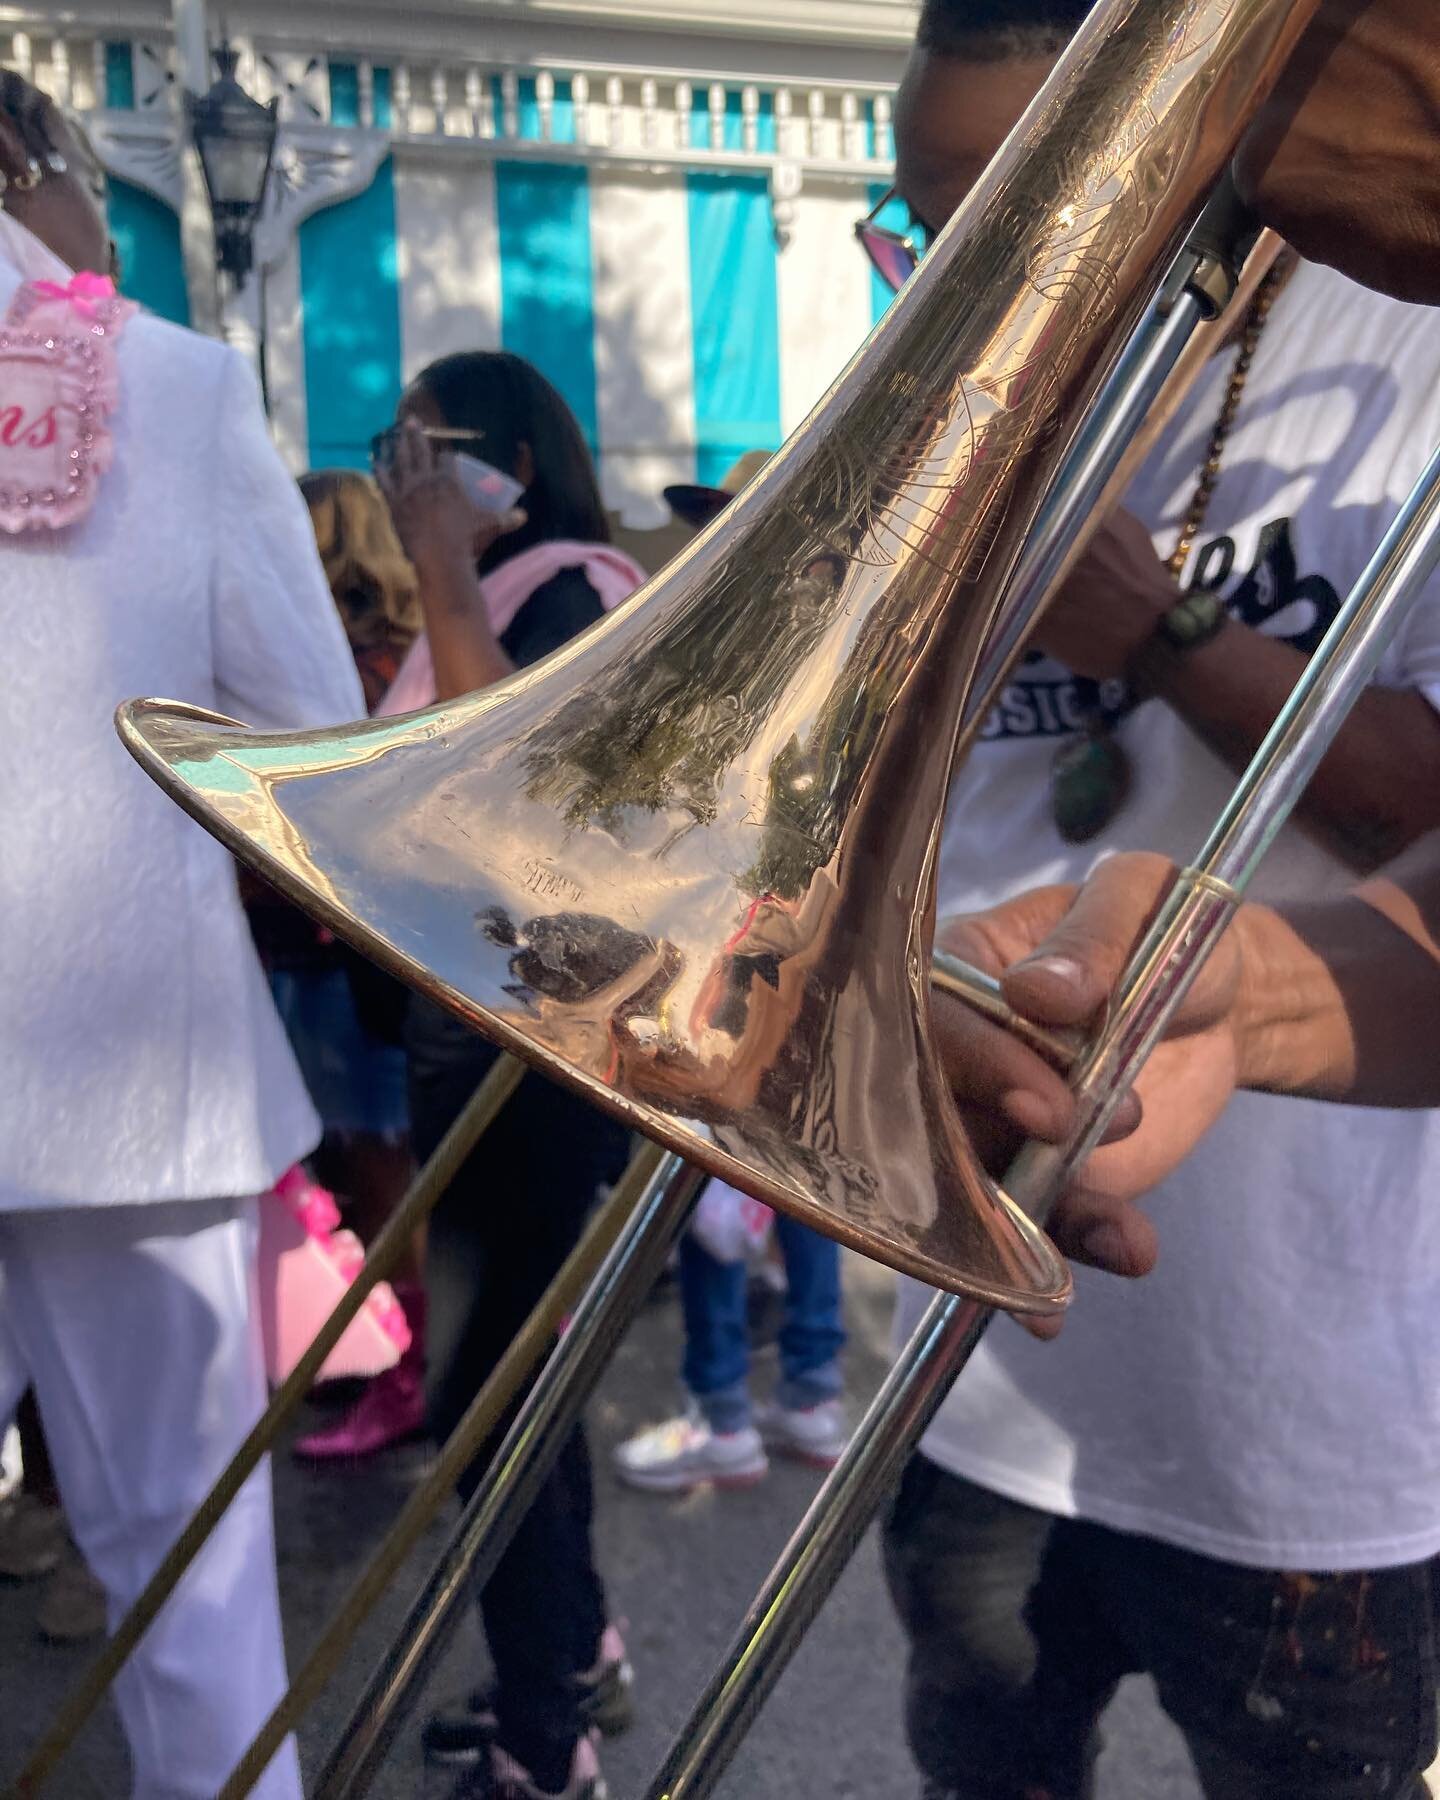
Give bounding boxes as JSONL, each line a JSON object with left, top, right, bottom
{"left": 1015, "top": 1305, "right": 1067, "bottom": 1342}
{"left": 1046, "top": 1189, "right": 1160, "bottom": 1280}
{"left": 936, "top": 898, "right": 1072, "bottom": 1134}
{"left": 937, "top": 907, "right": 1147, "bottom": 1142}
{"left": 1000, "top": 852, "right": 1179, "bottom": 1028}
{"left": 938, "top": 886, "right": 1080, "bottom": 984}
{"left": 1098, "top": 1088, "right": 1143, "bottom": 1142}
{"left": 932, "top": 983, "right": 1077, "bottom": 1144}
{"left": 1013, "top": 1187, "right": 1158, "bottom": 1340}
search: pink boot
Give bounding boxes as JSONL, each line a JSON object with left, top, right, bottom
{"left": 294, "top": 1284, "right": 427, "bottom": 1463}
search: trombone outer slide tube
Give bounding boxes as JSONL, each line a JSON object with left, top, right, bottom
{"left": 217, "top": 1137, "right": 672, "bottom": 1800}
{"left": 646, "top": 1284, "right": 995, "bottom": 1800}
{"left": 315, "top": 1150, "right": 707, "bottom": 1800}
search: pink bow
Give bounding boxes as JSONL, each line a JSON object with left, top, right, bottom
{"left": 274, "top": 1164, "right": 342, "bottom": 1240}
{"left": 30, "top": 270, "right": 117, "bottom": 319}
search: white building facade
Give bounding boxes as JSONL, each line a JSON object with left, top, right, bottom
{"left": 13, "top": 0, "right": 912, "bottom": 520}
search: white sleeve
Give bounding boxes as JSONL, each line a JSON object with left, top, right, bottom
{"left": 210, "top": 349, "right": 364, "bottom": 731}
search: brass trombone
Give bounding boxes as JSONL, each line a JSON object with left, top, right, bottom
{"left": 28, "top": 0, "right": 1440, "bottom": 1794}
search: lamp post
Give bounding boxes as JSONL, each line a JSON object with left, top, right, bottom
{"left": 187, "top": 42, "right": 279, "bottom": 286}
{"left": 184, "top": 41, "right": 278, "bottom": 409}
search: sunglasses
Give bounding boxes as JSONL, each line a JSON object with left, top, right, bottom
{"left": 369, "top": 424, "right": 488, "bottom": 464}
{"left": 854, "top": 188, "right": 930, "bottom": 293}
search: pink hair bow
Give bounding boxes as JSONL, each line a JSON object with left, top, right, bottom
{"left": 30, "top": 270, "right": 117, "bottom": 318}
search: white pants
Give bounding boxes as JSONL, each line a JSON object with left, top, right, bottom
{"left": 0, "top": 1197, "right": 301, "bottom": 1800}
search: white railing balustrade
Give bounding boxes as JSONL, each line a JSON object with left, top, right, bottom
{"left": 1, "top": 24, "right": 895, "bottom": 179}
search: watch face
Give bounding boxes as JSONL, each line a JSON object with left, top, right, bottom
{"left": 1164, "top": 591, "right": 1226, "bottom": 648}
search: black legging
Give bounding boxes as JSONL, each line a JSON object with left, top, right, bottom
{"left": 406, "top": 998, "right": 630, "bottom": 1781}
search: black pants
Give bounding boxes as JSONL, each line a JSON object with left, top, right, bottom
{"left": 408, "top": 1000, "right": 630, "bottom": 1780}
{"left": 882, "top": 1455, "right": 1439, "bottom": 1800}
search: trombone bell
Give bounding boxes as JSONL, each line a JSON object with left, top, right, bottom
{"left": 119, "top": 0, "right": 1311, "bottom": 1315}
{"left": 122, "top": 667, "right": 1066, "bottom": 1312}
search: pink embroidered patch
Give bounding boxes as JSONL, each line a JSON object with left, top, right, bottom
{"left": 0, "top": 273, "right": 135, "bottom": 533}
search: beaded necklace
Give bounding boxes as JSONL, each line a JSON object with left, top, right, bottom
{"left": 1049, "top": 255, "right": 1294, "bottom": 844}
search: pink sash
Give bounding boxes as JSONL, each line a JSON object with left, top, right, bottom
{"left": 378, "top": 540, "right": 645, "bottom": 716}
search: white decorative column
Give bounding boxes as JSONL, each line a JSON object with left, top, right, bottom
{"left": 171, "top": 0, "right": 222, "bottom": 338}
{"left": 243, "top": 124, "right": 393, "bottom": 417}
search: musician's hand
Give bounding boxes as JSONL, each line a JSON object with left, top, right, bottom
{"left": 934, "top": 854, "right": 1245, "bottom": 1318}
{"left": 1029, "top": 509, "right": 1176, "bottom": 681}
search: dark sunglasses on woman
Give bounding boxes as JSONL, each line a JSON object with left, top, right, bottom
{"left": 369, "top": 423, "right": 488, "bottom": 468}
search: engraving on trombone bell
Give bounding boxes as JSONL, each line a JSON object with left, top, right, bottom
{"left": 521, "top": 857, "right": 585, "bottom": 906}
{"left": 782, "top": 411, "right": 1008, "bottom": 583}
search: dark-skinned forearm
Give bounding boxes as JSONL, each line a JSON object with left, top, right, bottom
{"left": 412, "top": 551, "right": 515, "bottom": 700}
{"left": 1140, "top": 619, "right": 1440, "bottom": 872}
{"left": 1233, "top": 830, "right": 1440, "bottom": 1106}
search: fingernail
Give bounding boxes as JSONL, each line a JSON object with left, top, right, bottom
{"left": 1014, "top": 953, "right": 1085, "bottom": 987}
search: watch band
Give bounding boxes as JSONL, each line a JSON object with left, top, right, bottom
{"left": 1159, "top": 589, "right": 1229, "bottom": 650}
{"left": 1125, "top": 590, "right": 1229, "bottom": 699}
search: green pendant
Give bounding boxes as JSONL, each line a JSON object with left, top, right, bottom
{"left": 1050, "top": 725, "right": 1132, "bottom": 844}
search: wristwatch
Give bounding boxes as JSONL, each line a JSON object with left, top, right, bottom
{"left": 1158, "top": 589, "right": 1229, "bottom": 650}
{"left": 1125, "top": 589, "right": 1229, "bottom": 697}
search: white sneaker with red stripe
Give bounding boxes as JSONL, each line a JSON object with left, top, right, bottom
{"left": 612, "top": 1407, "right": 768, "bottom": 1493}
{"left": 754, "top": 1397, "right": 848, "bottom": 1470}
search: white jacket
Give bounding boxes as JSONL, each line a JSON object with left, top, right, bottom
{"left": 0, "top": 224, "right": 364, "bottom": 1208}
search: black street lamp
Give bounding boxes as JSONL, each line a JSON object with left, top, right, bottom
{"left": 187, "top": 43, "right": 279, "bottom": 284}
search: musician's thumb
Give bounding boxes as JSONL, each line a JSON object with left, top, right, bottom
{"left": 1002, "top": 852, "right": 1178, "bottom": 1027}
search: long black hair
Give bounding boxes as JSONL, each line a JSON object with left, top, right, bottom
{"left": 408, "top": 350, "right": 609, "bottom": 570}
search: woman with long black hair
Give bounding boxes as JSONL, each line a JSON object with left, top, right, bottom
{"left": 373, "top": 352, "right": 645, "bottom": 1800}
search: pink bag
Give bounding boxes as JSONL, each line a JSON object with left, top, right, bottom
{"left": 256, "top": 1167, "right": 412, "bottom": 1385}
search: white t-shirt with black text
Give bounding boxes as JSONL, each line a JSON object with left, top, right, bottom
{"left": 898, "top": 260, "right": 1440, "bottom": 1572}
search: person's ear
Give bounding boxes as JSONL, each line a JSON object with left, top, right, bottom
{"left": 514, "top": 441, "right": 536, "bottom": 489}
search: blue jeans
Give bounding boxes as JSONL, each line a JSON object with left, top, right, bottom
{"left": 681, "top": 1212, "right": 845, "bottom": 1432}
{"left": 269, "top": 967, "right": 409, "bottom": 1139}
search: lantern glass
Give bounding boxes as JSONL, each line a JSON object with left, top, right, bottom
{"left": 187, "top": 46, "right": 279, "bottom": 280}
